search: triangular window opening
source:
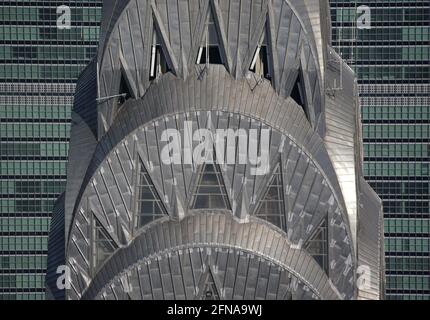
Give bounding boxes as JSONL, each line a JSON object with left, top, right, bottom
{"left": 304, "top": 217, "right": 329, "bottom": 274}
{"left": 291, "top": 72, "right": 307, "bottom": 109}
{"left": 196, "top": 6, "right": 223, "bottom": 65}
{"left": 118, "top": 73, "right": 131, "bottom": 105}
{"left": 249, "top": 25, "right": 271, "bottom": 81}
{"left": 255, "top": 164, "right": 286, "bottom": 231}
{"left": 197, "top": 268, "right": 221, "bottom": 300}
{"left": 136, "top": 160, "right": 167, "bottom": 228}
{"left": 92, "top": 216, "right": 117, "bottom": 272}
{"left": 150, "top": 24, "right": 171, "bottom": 80}
{"left": 191, "top": 163, "right": 231, "bottom": 210}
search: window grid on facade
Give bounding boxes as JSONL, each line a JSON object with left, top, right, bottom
{"left": 331, "top": 0, "right": 430, "bottom": 300}
{"left": 0, "top": 0, "right": 102, "bottom": 300}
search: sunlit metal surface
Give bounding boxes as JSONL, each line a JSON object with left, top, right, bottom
{"left": 46, "top": 0, "right": 384, "bottom": 300}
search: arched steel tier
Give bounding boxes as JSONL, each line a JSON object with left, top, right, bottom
{"left": 46, "top": 0, "right": 384, "bottom": 300}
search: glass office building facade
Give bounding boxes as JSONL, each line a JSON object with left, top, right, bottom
{"left": 0, "top": 0, "right": 102, "bottom": 300}
{"left": 331, "top": 0, "right": 430, "bottom": 300}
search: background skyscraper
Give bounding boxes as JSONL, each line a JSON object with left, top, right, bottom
{"left": 330, "top": 0, "right": 430, "bottom": 300}
{"left": 0, "top": 0, "right": 102, "bottom": 300}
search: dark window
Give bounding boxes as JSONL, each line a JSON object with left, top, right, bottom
{"left": 291, "top": 73, "right": 306, "bottom": 108}
{"left": 136, "top": 160, "right": 167, "bottom": 228}
{"left": 196, "top": 7, "right": 223, "bottom": 65}
{"left": 304, "top": 218, "right": 329, "bottom": 274}
{"left": 12, "top": 47, "right": 37, "bottom": 60}
{"left": 150, "top": 26, "right": 172, "bottom": 79}
{"left": 255, "top": 164, "right": 285, "bottom": 230}
{"left": 92, "top": 216, "right": 117, "bottom": 272}
{"left": 249, "top": 26, "right": 271, "bottom": 80}
{"left": 191, "top": 163, "right": 231, "bottom": 210}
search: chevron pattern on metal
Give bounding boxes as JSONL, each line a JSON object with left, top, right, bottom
{"left": 46, "top": 0, "right": 383, "bottom": 301}
{"left": 96, "top": 0, "right": 325, "bottom": 136}
{"left": 65, "top": 108, "right": 354, "bottom": 300}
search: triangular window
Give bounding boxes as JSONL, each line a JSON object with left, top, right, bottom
{"left": 92, "top": 216, "right": 117, "bottom": 271}
{"left": 255, "top": 164, "right": 286, "bottom": 230}
{"left": 197, "top": 268, "right": 221, "bottom": 300}
{"left": 290, "top": 70, "right": 310, "bottom": 120}
{"left": 304, "top": 217, "right": 329, "bottom": 274}
{"left": 191, "top": 163, "right": 230, "bottom": 210}
{"left": 150, "top": 23, "right": 171, "bottom": 80}
{"left": 136, "top": 160, "right": 167, "bottom": 228}
{"left": 118, "top": 72, "right": 131, "bottom": 104}
{"left": 249, "top": 23, "right": 271, "bottom": 80}
{"left": 196, "top": 6, "right": 223, "bottom": 65}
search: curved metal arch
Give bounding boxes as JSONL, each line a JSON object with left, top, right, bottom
{"left": 81, "top": 213, "right": 341, "bottom": 300}
{"left": 65, "top": 105, "right": 354, "bottom": 302}
{"left": 72, "top": 114, "right": 352, "bottom": 241}
{"left": 95, "top": 247, "right": 318, "bottom": 300}
{"left": 282, "top": 0, "right": 328, "bottom": 73}
{"left": 268, "top": 0, "right": 326, "bottom": 96}
{"left": 66, "top": 70, "right": 354, "bottom": 282}
{"left": 74, "top": 68, "right": 352, "bottom": 238}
